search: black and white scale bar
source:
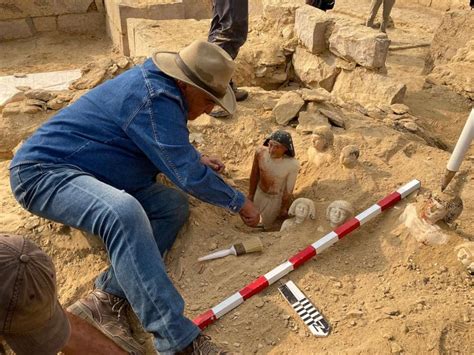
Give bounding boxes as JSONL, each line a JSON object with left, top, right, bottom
{"left": 278, "top": 280, "right": 330, "bottom": 337}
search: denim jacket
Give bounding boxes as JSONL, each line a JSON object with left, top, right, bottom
{"left": 10, "top": 58, "right": 245, "bottom": 213}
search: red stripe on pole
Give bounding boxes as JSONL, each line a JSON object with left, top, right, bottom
{"left": 193, "top": 309, "right": 216, "bottom": 329}
{"left": 239, "top": 276, "right": 269, "bottom": 300}
{"left": 377, "top": 192, "right": 401, "bottom": 211}
{"left": 288, "top": 246, "right": 317, "bottom": 269}
{"left": 334, "top": 217, "right": 360, "bottom": 239}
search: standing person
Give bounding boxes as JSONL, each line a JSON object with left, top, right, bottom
{"left": 9, "top": 40, "right": 260, "bottom": 355}
{"left": 366, "top": 0, "right": 396, "bottom": 33}
{"left": 208, "top": 0, "right": 249, "bottom": 118}
{"left": 0, "top": 234, "right": 127, "bottom": 355}
{"left": 248, "top": 130, "right": 300, "bottom": 230}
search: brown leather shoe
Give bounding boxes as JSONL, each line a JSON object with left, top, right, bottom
{"left": 177, "top": 335, "right": 229, "bottom": 355}
{"left": 67, "top": 289, "right": 145, "bottom": 355}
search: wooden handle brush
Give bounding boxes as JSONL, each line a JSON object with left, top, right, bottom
{"left": 198, "top": 237, "right": 263, "bottom": 261}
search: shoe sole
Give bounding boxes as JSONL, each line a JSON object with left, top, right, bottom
{"left": 67, "top": 302, "right": 145, "bottom": 355}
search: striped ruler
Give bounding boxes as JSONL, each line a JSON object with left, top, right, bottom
{"left": 193, "top": 179, "right": 421, "bottom": 329}
{"left": 279, "top": 280, "right": 330, "bottom": 337}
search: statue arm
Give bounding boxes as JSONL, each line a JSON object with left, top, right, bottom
{"left": 248, "top": 150, "right": 260, "bottom": 201}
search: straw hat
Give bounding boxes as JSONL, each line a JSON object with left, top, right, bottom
{"left": 152, "top": 40, "right": 236, "bottom": 115}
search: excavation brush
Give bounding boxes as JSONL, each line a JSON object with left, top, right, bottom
{"left": 198, "top": 237, "right": 263, "bottom": 261}
{"left": 193, "top": 179, "right": 421, "bottom": 329}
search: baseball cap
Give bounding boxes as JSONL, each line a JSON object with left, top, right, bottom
{"left": 0, "top": 234, "right": 70, "bottom": 355}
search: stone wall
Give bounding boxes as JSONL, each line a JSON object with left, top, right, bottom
{"left": 104, "top": 0, "right": 211, "bottom": 56}
{"left": 0, "top": 0, "right": 106, "bottom": 41}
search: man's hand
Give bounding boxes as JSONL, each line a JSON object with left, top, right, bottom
{"left": 239, "top": 198, "right": 260, "bottom": 227}
{"left": 201, "top": 155, "right": 225, "bottom": 174}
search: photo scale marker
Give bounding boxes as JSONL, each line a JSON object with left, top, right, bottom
{"left": 278, "top": 280, "right": 330, "bottom": 337}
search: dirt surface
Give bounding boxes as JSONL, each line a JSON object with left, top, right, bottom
{"left": 0, "top": 1, "right": 473, "bottom": 354}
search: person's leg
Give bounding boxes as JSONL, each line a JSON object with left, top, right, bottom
{"left": 10, "top": 164, "right": 199, "bottom": 354}
{"left": 381, "top": 0, "right": 396, "bottom": 33}
{"left": 95, "top": 182, "right": 190, "bottom": 295}
{"left": 366, "top": 0, "right": 383, "bottom": 27}
{"left": 207, "top": 0, "right": 248, "bottom": 60}
{"left": 208, "top": 0, "right": 249, "bottom": 104}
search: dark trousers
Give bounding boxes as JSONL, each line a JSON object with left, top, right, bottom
{"left": 208, "top": 0, "right": 248, "bottom": 59}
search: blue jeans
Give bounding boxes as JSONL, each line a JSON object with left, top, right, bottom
{"left": 10, "top": 163, "right": 200, "bottom": 353}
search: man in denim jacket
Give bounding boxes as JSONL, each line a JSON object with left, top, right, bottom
{"left": 9, "top": 40, "right": 260, "bottom": 355}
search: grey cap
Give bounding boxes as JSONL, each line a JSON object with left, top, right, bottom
{"left": 0, "top": 234, "right": 70, "bottom": 355}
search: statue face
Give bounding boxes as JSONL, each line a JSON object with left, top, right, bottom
{"left": 312, "top": 134, "right": 327, "bottom": 152}
{"left": 329, "top": 207, "right": 348, "bottom": 226}
{"left": 268, "top": 140, "right": 287, "bottom": 158}
{"left": 421, "top": 197, "right": 447, "bottom": 224}
{"left": 295, "top": 203, "right": 309, "bottom": 219}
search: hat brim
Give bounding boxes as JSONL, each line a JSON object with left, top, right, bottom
{"left": 152, "top": 51, "right": 237, "bottom": 116}
{"left": 4, "top": 301, "right": 71, "bottom": 355}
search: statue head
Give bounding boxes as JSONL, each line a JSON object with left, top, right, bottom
{"left": 339, "top": 145, "right": 360, "bottom": 168}
{"left": 311, "top": 127, "right": 334, "bottom": 152}
{"left": 326, "top": 200, "right": 354, "bottom": 227}
{"left": 289, "top": 198, "right": 316, "bottom": 222}
{"left": 420, "top": 193, "right": 462, "bottom": 225}
{"left": 455, "top": 243, "right": 474, "bottom": 275}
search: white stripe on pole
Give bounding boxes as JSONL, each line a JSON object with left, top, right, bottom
{"left": 212, "top": 292, "right": 244, "bottom": 318}
{"left": 311, "top": 231, "right": 338, "bottom": 253}
{"left": 356, "top": 204, "right": 382, "bottom": 225}
{"left": 264, "top": 261, "right": 294, "bottom": 285}
{"left": 397, "top": 179, "right": 421, "bottom": 198}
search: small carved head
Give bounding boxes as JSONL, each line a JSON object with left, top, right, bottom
{"left": 289, "top": 198, "right": 316, "bottom": 221}
{"left": 326, "top": 200, "right": 354, "bottom": 227}
{"left": 311, "top": 127, "right": 334, "bottom": 152}
{"left": 339, "top": 145, "right": 360, "bottom": 168}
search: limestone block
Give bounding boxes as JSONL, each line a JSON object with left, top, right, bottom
{"left": 263, "top": 0, "right": 304, "bottom": 26}
{"left": 425, "top": 10, "right": 474, "bottom": 73}
{"left": 127, "top": 18, "right": 209, "bottom": 57}
{"left": 426, "top": 40, "right": 474, "bottom": 100}
{"left": 105, "top": 0, "right": 186, "bottom": 55}
{"left": 0, "top": 19, "right": 33, "bottom": 41}
{"left": 33, "top": 16, "right": 57, "bottom": 32}
{"left": 273, "top": 92, "right": 305, "bottom": 125}
{"left": 299, "top": 87, "right": 331, "bottom": 102}
{"left": 58, "top": 12, "right": 105, "bottom": 34}
{"left": 25, "top": 89, "right": 57, "bottom": 102}
{"left": 296, "top": 111, "right": 330, "bottom": 134}
{"left": 332, "top": 68, "right": 406, "bottom": 106}
{"left": 329, "top": 25, "right": 390, "bottom": 69}
{"left": 234, "top": 34, "right": 289, "bottom": 89}
{"left": 294, "top": 5, "right": 332, "bottom": 54}
{"left": 183, "top": 0, "right": 212, "bottom": 19}
{"left": 0, "top": 0, "right": 97, "bottom": 20}
{"left": 292, "top": 46, "right": 340, "bottom": 92}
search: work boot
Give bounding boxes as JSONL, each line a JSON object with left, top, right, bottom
{"left": 67, "top": 289, "right": 145, "bottom": 355}
{"left": 230, "top": 80, "right": 248, "bottom": 102}
{"left": 177, "top": 335, "right": 229, "bottom": 355}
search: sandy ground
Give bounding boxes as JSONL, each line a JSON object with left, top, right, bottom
{"left": 0, "top": 0, "right": 473, "bottom": 354}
